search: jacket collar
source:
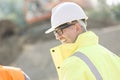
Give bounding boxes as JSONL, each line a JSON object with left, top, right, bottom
{"left": 50, "top": 31, "right": 98, "bottom": 67}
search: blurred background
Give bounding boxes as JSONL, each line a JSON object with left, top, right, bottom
{"left": 0, "top": 0, "right": 120, "bottom": 80}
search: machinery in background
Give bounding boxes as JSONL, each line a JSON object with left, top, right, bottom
{"left": 24, "top": 0, "right": 93, "bottom": 24}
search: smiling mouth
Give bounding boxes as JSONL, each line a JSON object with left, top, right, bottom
{"left": 60, "top": 39, "right": 66, "bottom": 43}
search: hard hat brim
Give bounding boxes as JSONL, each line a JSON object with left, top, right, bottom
{"left": 45, "top": 27, "right": 55, "bottom": 34}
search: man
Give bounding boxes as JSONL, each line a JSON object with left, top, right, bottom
{"left": 45, "top": 2, "right": 120, "bottom": 80}
{"left": 0, "top": 65, "right": 30, "bottom": 80}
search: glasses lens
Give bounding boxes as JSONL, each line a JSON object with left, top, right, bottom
{"left": 54, "top": 23, "right": 71, "bottom": 35}
{"left": 54, "top": 29, "right": 63, "bottom": 36}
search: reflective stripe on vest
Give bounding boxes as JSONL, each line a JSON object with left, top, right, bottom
{"left": 74, "top": 52, "right": 103, "bottom": 80}
{"left": 24, "top": 72, "right": 30, "bottom": 80}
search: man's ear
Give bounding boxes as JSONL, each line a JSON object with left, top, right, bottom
{"left": 75, "top": 23, "right": 82, "bottom": 33}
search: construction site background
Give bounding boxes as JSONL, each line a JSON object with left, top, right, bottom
{"left": 0, "top": 0, "right": 120, "bottom": 80}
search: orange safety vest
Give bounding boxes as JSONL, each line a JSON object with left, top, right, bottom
{"left": 0, "top": 65, "right": 25, "bottom": 80}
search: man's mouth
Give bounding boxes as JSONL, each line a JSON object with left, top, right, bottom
{"left": 60, "top": 39, "right": 66, "bottom": 43}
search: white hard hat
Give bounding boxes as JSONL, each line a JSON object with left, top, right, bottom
{"left": 45, "top": 2, "right": 88, "bottom": 34}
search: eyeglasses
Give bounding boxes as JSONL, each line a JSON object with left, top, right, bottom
{"left": 54, "top": 20, "right": 78, "bottom": 36}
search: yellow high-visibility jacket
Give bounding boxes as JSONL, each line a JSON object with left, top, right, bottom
{"left": 50, "top": 31, "right": 120, "bottom": 80}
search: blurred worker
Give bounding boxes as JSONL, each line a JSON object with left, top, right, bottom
{"left": 0, "top": 65, "right": 30, "bottom": 80}
{"left": 45, "top": 2, "right": 120, "bottom": 80}
{"left": 0, "top": 20, "right": 30, "bottom": 80}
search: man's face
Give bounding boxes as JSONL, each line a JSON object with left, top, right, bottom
{"left": 53, "top": 21, "right": 80, "bottom": 44}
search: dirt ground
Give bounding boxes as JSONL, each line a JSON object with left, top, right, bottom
{"left": 11, "top": 25, "right": 120, "bottom": 80}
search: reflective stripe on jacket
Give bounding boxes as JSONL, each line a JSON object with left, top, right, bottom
{"left": 0, "top": 65, "right": 28, "bottom": 80}
{"left": 50, "top": 31, "right": 120, "bottom": 80}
